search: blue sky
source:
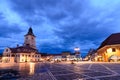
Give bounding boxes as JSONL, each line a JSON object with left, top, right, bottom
{"left": 0, "top": 0, "right": 120, "bottom": 56}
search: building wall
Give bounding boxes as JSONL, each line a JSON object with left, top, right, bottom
{"left": 2, "top": 48, "right": 41, "bottom": 63}
{"left": 24, "top": 35, "right": 36, "bottom": 49}
{"left": 53, "top": 56, "right": 62, "bottom": 61}
{"left": 46, "top": 55, "right": 80, "bottom": 61}
{"left": 2, "top": 48, "right": 13, "bottom": 63}
{"left": 2, "top": 53, "right": 41, "bottom": 63}
{"left": 97, "top": 44, "right": 120, "bottom": 62}
{"left": 19, "top": 53, "right": 41, "bottom": 62}
{"left": 2, "top": 57, "right": 15, "bottom": 63}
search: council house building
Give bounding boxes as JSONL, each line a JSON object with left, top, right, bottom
{"left": 2, "top": 27, "right": 41, "bottom": 63}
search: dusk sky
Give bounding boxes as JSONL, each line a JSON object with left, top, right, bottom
{"left": 0, "top": 0, "right": 120, "bottom": 56}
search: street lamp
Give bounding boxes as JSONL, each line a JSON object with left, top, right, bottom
{"left": 74, "top": 47, "right": 81, "bottom": 61}
{"left": 74, "top": 47, "right": 80, "bottom": 52}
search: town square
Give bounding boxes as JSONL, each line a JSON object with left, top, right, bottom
{"left": 1, "top": 62, "right": 120, "bottom": 80}
{"left": 1, "top": 0, "right": 120, "bottom": 80}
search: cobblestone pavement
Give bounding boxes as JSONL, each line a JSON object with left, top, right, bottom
{"left": 1, "top": 62, "right": 120, "bottom": 80}
{"left": 54, "top": 62, "right": 120, "bottom": 80}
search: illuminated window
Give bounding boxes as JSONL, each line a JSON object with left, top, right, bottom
{"left": 107, "top": 48, "right": 112, "bottom": 53}
{"left": 112, "top": 48, "right": 116, "bottom": 52}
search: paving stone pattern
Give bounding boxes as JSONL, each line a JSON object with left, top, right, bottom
{"left": 1, "top": 62, "right": 120, "bottom": 80}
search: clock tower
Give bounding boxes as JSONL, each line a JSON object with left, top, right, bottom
{"left": 24, "top": 27, "right": 36, "bottom": 49}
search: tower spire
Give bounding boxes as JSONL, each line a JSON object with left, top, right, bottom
{"left": 25, "top": 27, "right": 35, "bottom": 37}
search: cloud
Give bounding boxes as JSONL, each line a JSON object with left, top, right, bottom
{"left": 0, "top": 13, "right": 23, "bottom": 37}
{"left": 52, "top": 0, "right": 120, "bottom": 53}
{"left": 9, "top": 0, "right": 60, "bottom": 25}
{"left": 39, "top": 44, "right": 64, "bottom": 54}
{"left": 9, "top": 0, "right": 89, "bottom": 24}
{"left": 0, "top": 0, "right": 120, "bottom": 56}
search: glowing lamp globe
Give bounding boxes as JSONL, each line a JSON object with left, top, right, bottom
{"left": 74, "top": 47, "right": 80, "bottom": 51}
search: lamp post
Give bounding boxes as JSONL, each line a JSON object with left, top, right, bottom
{"left": 74, "top": 47, "right": 81, "bottom": 61}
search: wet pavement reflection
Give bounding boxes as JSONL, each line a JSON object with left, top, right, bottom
{"left": 0, "top": 62, "right": 120, "bottom": 80}
{"left": 0, "top": 63, "right": 47, "bottom": 77}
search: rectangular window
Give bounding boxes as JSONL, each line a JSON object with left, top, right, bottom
{"left": 112, "top": 48, "right": 116, "bottom": 52}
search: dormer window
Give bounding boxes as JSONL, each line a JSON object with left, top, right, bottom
{"left": 6, "top": 49, "right": 8, "bottom": 52}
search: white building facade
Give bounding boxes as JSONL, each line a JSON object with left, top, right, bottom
{"left": 2, "top": 27, "right": 41, "bottom": 63}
